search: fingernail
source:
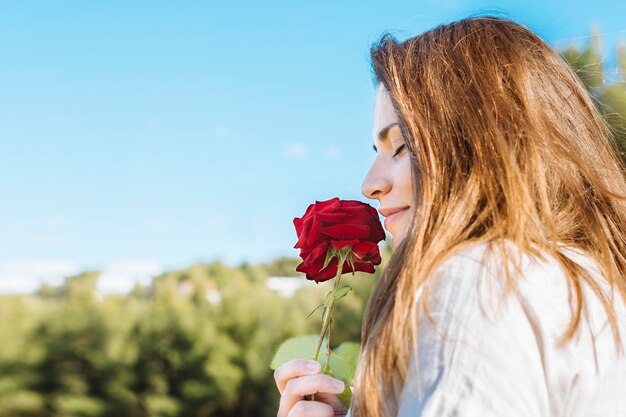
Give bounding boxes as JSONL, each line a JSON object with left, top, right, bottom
{"left": 307, "top": 361, "right": 320, "bottom": 372}
{"left": 333, "top": 380, "right": 345, "bottom": 391}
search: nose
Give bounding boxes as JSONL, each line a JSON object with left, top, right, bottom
{"left": 361, "top": 162, "right": 391, "bottom": 200}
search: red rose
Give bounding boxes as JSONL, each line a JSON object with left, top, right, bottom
{"left": 293, "top": 197, "right": 386, "bottom": 283}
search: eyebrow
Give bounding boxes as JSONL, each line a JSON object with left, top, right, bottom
{"left": 372, "top": 122, "right": 399, "bottom": 152}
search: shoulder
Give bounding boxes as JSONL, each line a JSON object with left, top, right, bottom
{"left": 434, "top": 238, "right": 568, "bottom": 281}
{"left": 426, "top": 239, "right": 600, "bottom": 309}
{"left": 421, "top": 239, "right": 620, "bottom": 346}
{"left": 415, "top": 239, "right": 561, "bottom": 338}
{"left": 430, "top": 239, "right": 625, "bottom": 335}
{"left": 402, "top": 239, "right": 626, "bottom": 416}
{"left": 422, "top": 239, "right": 568, "bottom": 319}
{"left": 399, "top": 241, "right": 563, "bottom": 416}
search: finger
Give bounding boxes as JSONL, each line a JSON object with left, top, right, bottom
{"left": 274, "top": 359, "right": 321, "bottom": 394}
{"left": 280, "top": 374, "right": 345, "bottom": 413}
{"left": 287, "top": 400, "right": 334, "bottom": 417}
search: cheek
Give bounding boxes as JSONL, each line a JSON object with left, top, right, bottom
{"left": 398, "top": 157, "right": 414, "bottom": 197}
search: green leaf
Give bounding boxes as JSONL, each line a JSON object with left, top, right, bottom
{"left": 318, "top": 344, "right": 331, "bottom": 372}
{"left": 305, "top": 303, "right": 323, "bottom": 320}
{"left": 333, "top": 285, "right": 352, "bottom": 301}
{"left": 324, "top": 289, "right": 333, "bottom": 306}
{"left": 337, "top": 385, "right": 353, "bottom": 410}
{"left": 316, "top": 364, "right": 351, "bottom": 409}
{"left": 322, "top": 247, "right": 337, "bottom": 271}
{"left": 346, "top": 256, "right": 355, "bottom": 271}
{"left": 269, "top": 335, "right": 329, "bottom": 370}
{"left": 328, "top": 342, "right": 360, "bottom": 385}
{"left": 324, "top": 285, "right": 352, "bottom": 307}
{"left": 338, "top": 246, "right": 351, "bottom": 263}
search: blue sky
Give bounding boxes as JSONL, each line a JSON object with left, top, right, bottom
{"left": 1, "top": 1, "right": 624, "bottom": 291}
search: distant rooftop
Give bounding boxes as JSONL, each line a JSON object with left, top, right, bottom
{"left": 266, "top": 275, "right": 310, "bottom": 297}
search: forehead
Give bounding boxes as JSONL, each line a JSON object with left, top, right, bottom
{"left": 372, "top": 85, "right": 400, "bottom": 142}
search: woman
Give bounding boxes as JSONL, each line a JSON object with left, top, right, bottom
{"left": 274, "top": 16, "right": 626, "bottom": 417}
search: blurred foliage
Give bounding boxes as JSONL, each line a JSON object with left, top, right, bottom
{"left": 560, "top": 30, "right": 626, "bottom": 165}
{"left": 0, "top": 239, "right": 392, "bottom": 417}
{"left": 2, "top": 30, "right": 626, "bottom": 417}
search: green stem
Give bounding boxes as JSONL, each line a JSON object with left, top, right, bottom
{"left": 324, "top": 315, "right": 333, "bottom": 373}
{"left": 305, "top": 252, "right": 346, "bottom": 401}
{"left": 312, "top": 271, "right": 342, "bottom": 361}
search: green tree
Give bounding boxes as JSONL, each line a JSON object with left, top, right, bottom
{"left": 560, "top": 30, "right": 626, "bottom": 165}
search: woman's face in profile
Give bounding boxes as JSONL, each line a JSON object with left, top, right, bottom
{"left": 361, "top": 85, "right": 414, "bottom": 250}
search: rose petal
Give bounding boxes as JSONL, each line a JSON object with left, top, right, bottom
{"left": 321, "top": 224, "right": 370, "bottom": 239}
{"left": 316, "top": 197, "right": 341, "bottom": 212}
{"left": 294, "top": 215, "right": 314, "bottom": 249}
{"left": 310, "top": 257, "right": 339, "bottom": 283}
{"left": 296, "top": 203, "right": 316, "bottom": 224}
{"left": 301, "top": 243, "right": 327, "bottom": 268}
{"left": 293, "top": 199, "right": 385, "bottom": 279}
{"left": 315, "top": 211, "right": 348, "bottom": 222}
{"left": 352, "top": 261, "right": 376, "bottom": 274}
{"left": 305, "top": 216, "right": 323, "bottom": 248}
{"left": 352, "top": 241, "right": 379, "bottom": 255}
{"left": 330, "top": 239, "right": 360, "bottom": 249}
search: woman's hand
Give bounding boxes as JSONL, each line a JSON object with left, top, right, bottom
{"left": 274, "top": 359, "right": 349, "bottom": 417}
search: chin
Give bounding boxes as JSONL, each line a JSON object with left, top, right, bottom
{"left": 391, "top": 233, "right": 407, "bottom": 251}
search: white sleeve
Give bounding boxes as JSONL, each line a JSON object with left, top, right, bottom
{"left": 396, "top": 259, "right": 556, "bottom": 417}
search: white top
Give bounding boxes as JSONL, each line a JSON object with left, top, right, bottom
{"left": 346, "top": 240, "right": 626, "bottom": 417}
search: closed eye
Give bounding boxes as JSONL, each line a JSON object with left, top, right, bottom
{"left": 393, "top": 144, "right": 406, "bottom": 157}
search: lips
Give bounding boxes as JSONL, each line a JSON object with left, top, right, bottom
{"left": 379, "top": 206, "right": 410, "bottom": 218}
{"left": 379, "top": 206, "right": 410, "bottom": 231}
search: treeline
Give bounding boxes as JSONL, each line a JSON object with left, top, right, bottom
{"left": 561, "top": 31, "right": 626, "bottom": 163}
{"left": 0, "top": 244, "right": 392, "bottom": 417}
{"left": 1, "top": 33, "right": 625, "bottom": 417}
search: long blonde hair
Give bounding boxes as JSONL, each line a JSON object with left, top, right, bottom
{"left": 351, "top": 16, "right": 626, "bottom": 417}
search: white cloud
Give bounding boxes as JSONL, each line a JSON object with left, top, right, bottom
{"left": 0, "top": 260, "right": 80, "bottom": 293}
{"left": 143, "top": 214, "right": 185, "bottom": 232}
{"left": 40, "top": 215, "right": 67, "bottom": 229}
{"left": 205, "top": 215, "right": 229, "bottom": 235}
{"left": 283, "top": 143, "right": 308, "bottom": 158}
{"left": 24, "top": 235, "right": 68, "bottom": 247}
{"left": 282, "top": 144, "right": 341, "bottom": 160}
{"left": 97, "top": 260, "right": 163, "bottom": 294}
{"left": 212, "top": 123, "right": 230, "bottom": 137}
{"left": 323, "top": 146, "right": 340, "bottom": 160}
{"left": 0, "top": 274, "right": 40, "bottom": 294}
{"left": 0, "top": 259, "right": 164, "bottom": 295}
